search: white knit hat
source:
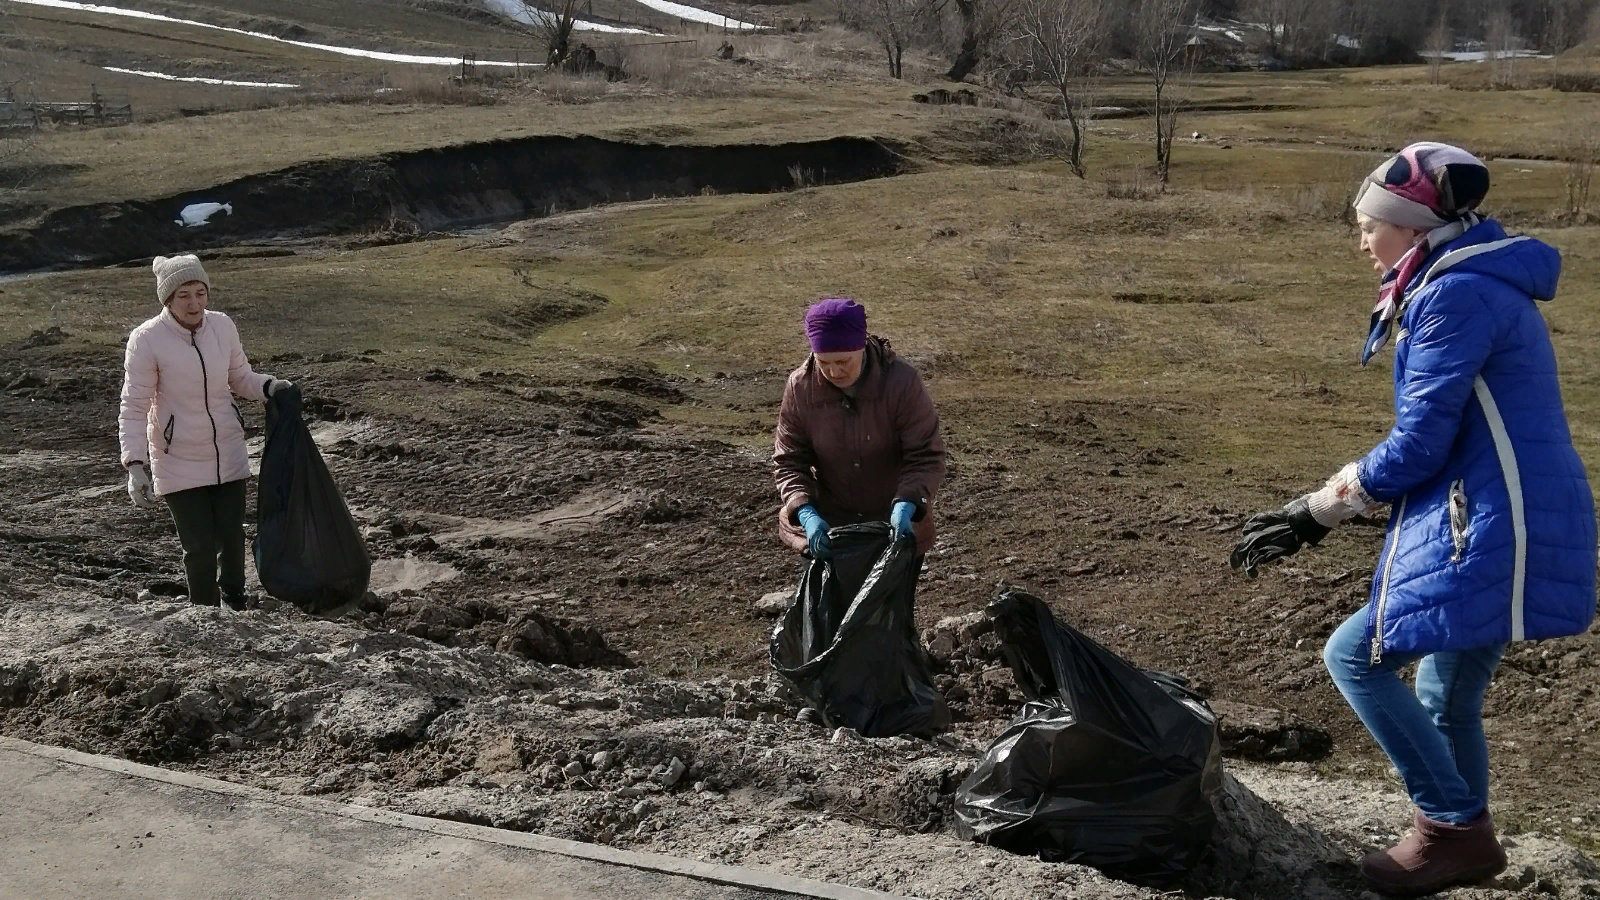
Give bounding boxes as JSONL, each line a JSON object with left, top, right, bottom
{"left": 153, "top": 254, "right": 210, "bottom": 305}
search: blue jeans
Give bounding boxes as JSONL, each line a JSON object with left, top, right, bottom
{"left": 1323, "top": 610, "right": 1506, "bottom": 824}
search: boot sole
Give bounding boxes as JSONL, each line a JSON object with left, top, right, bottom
{"left": 1364, "top": 860, "right": 1508, "bottom": 897}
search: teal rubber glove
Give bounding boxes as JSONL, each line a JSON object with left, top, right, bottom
{"left": 796, "top": 504, "right": 831, "bottom": 560}
{"left": 890, "top": 500, "right": 917, "bottom": 541}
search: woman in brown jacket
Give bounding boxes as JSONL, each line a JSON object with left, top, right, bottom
{"left": 773, "top": 298, "right": 945, "bottom": 559}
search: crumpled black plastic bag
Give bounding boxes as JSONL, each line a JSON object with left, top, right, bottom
{"left": 253, "top": 385, "right": 371, "bottom": 614}
{"left": 769, "top": 522, "right": 949, "bottom": 738}
{"left": 953, "top": 589, "right": 1223, "bottom": 885}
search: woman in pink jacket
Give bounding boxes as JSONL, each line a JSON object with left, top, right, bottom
{"left": 118, "top": 255, "right": 291, "bottom": 610}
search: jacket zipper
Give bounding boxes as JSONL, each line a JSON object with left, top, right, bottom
{"left": 1449, "top": 480, "right": 1469, "bottom": 562}
{"left": 190, "top": 331, "right": 222, "bottom": 484}
{"left": 162, "top": 415, "right": 175, "bottom": 453}
{"left": 1370, "top": 494, "right": 1409, "bottom": 665}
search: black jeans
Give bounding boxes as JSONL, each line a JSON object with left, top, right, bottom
{"left": 164, "top": 479, "right": 248, "bottom": 606}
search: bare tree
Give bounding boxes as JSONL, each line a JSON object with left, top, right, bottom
{"left": 1485, "top": 7, "right": 1519, "bottom": 88}
{"left": 1426, "top": 5, "right": 1451, "bottom": 84}
{"left": 1246, "top": 0, "right": 1321, "bottom": 60}
{"left": 941, "top": 0, "right": 1019, "bottom": 81}
{"left": 1543, "top": 0, "right": 1586, "bottom": 65}
{"left": 522, "top": 0, "right": 581, "bottom": 66}
{"left": 842, "top": 0, "right": 932, "bottom": 79}
{"left": 1132, "top": 0, "right": 1197, "bottom": 186}
{"left": 1014, "top": 0, "right": 1108, "bottom": 178}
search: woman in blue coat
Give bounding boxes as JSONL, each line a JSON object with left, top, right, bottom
{"left": 1231, "top": 142, "right": 1596, "bottom": 895}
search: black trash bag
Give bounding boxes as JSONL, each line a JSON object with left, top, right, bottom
{"left": 253, "top": 385, "right": 371, "bottom": 614}
{"left": 953, "top": 589, "right": 1223, "bottom": 885}
{"left": 769, "top": 522, "right": 949, "bottom": 738}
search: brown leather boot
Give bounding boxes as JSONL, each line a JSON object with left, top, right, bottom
{"left": 1361, "top": 810, "right": 1507, "bottom": 896}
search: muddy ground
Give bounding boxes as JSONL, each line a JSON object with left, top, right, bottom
{"left": 2, "top": 331, "right": 1599, "bottom": 899}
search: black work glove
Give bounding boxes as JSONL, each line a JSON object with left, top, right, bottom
{"left": 1229, "top": 497, "right": 1330, "bottom": 578}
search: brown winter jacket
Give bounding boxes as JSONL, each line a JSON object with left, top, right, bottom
{"left": 773, "top": 337, "right": 945, "bottom": 556}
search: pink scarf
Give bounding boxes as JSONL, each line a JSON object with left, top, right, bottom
{"left": 1362, "top": 217, "right": 1474, "bottom": 366}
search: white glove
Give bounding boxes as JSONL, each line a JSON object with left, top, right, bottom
{"left": 265, "top": 378, "right": 294, "bottom": 397}
{"left": 127, "top": 463, "right": 159, "bottom": 510}
{"left": 1305, "top": 462, "right": 1379, "bottom": 528}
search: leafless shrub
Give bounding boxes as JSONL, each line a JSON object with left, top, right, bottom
{"left": 0, "top": 7, "right": 40, "bottom": 179}
{"left": 834, "top": 0, "right": 934, "bottom": 78}
{"left": 1486, "top": 6, "right": 1520, "bottom": 89}
{"left": 534, "top": 71, "right": 612, "bottom": 104}
{"left": 1132, "top": 0, "right": 1198, "bottom": 186}
{"left": 1105, "top": 172, "right": 1158, "bottom": 200}
{"left": 1426, "top": 8, "right": 1450, "bottom": 85}
{"left": 1564, "top": 128, "right": 1600, "bottom": 221}
{"left": 376, "top": 70, "right": 501, "bottom": 106}
{"left": 1013, "top": 0, "right": 1109, "bottom": 178}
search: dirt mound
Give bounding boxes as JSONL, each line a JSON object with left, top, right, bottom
{"left": 1, "top": 590, "right": 1595, "bottom": 899}
{"left": 372, "top": 595, "right": 633, "bottom": 669}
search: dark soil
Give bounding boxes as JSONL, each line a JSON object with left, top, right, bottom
{"left": 0, "top": 136, "right": 907, "bottom": 273}
{"left": 1, "top": 339, "right": 1597, "bottom": 896}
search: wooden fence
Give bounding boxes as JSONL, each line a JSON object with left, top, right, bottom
{"left": 0, "top": 85, "right": 132, "bottom": 130}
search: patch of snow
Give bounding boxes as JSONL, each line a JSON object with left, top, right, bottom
{"left": 1422, "top": 49, "right": 1552, "bottom": 62}
{"left": 102, "top": 66, "right": 299, "bottom": 88}
{"left": 4, "top": 0, "right": 567, "bottom": 65}
{"left": 626, "top": 0, "right": 763, "bottom": 31}
{"left": 1193, "top": 23, "right": 1252, "bottom": 44}
{"left": 1335, "top": 34, "right": 1360, "bottom": 50}
{"left": 176, "top": 202, "right": 231, "bottom": 227}
{"left": 479, "top": 0, "right": 656, "bottom": 34}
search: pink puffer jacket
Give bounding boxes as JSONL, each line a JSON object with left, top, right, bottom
{"left": 119, "top": 308, "right": 273, "bottom": 496}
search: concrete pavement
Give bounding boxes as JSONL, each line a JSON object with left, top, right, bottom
{"left": 0, "top": 736, "right": 903, "bottom": 900}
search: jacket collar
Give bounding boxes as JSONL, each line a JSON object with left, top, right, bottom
{"left": 159, "top": 306, "right": 206, "bottom": 338}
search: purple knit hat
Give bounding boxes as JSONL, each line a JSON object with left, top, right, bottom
{"left": 805, "top": 298, "right": 867, "bottom": 353}
{"left": 1353, "top": 142, "right": 1490, "bottom": 230}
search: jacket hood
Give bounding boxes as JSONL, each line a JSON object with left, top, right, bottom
{"left": 1413, "top": 218, "right": 1561, "bottom": 302}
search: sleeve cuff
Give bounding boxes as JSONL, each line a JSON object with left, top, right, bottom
{"left": 1354, "top": 457, "right": 1389, "bottom": 504}
{"left": 894, "top": 494, "right": 929, "bottom": 521}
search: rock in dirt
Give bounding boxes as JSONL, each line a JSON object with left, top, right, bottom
{"left": 18, "top": 326, "right": 68, "bottom": 349}
{"left": 562, "top": 760, "right": 585, "bottom": 778}
{"left": 492, "top": 610, "right": 633, "bottom": 668}
{"left": 139, "top": 679, "right": 174, "bottom": 708}
{"left": 475, "top": 736, "right": 525, "bottom": 774}
{"left": 796, "top": 707, "right": 823, "bottom": 725}
{"left": 1210, "top": 699, "right": 1332, "bottom": 762}
{"left": 923, "top": 611, "right": 992, "bottom": 660}
{"left": 136, "top": 590, "right": 155, "bottom": 604}
{"left": 659, "top": 757, "right": 687, "bottom": 789}
{"left": 316, "top": 687, "right": 439, "bottom": 750}
{"left": 755, "top": 591, "right": 790, "bottom": 616}
{"left": 831, "top": 726, "right": 860, "bottom": 744}
{"left": 591, "top": 750, "right": 617, "bottom": 772}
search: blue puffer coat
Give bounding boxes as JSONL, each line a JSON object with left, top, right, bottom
{"left": 1356, "top": 219, "right": 1596, "bottom": 664}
